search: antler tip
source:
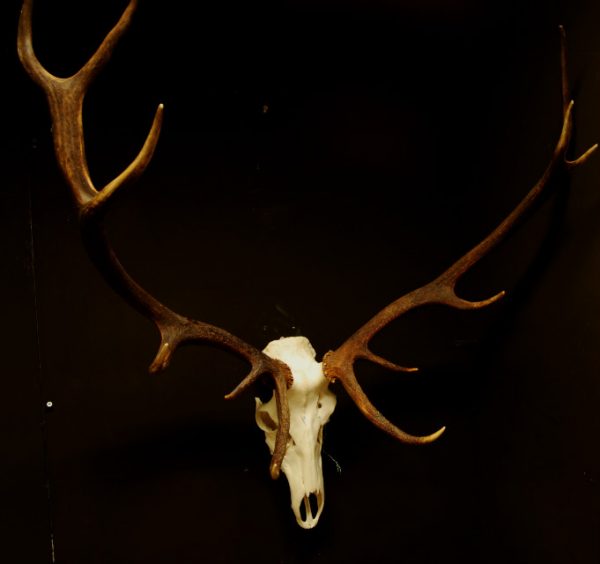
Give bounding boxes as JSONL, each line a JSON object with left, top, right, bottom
{"left": 454, "top": 289, "right": 505, "bottom": 310}
{"left": 269, "top": 462, "right": 281, "bottom": 480}
{"left": 224, "top": 386, "right": 240, "bottom": 400}
{"left": 423, "top": 425, "right": 446, "bottom": 443}
{"left": 149, "top": 341, "right": 172, "bottom": 374}
{"left": 148, "top": 360, "right": 166, "bottom": 374}
{"left": 567, "top": 143, "right": 599, "bottom": 168}
{"left": 479, "top": 289, "right": 506, "bottom": 307}
{"left": 559, "top": 25, "right": 567, "bottom": 44}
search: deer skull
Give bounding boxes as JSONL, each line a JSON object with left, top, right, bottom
{"left": 255, "top": 336, "right": 337, "bottom": 529}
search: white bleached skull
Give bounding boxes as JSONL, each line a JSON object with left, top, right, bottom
{"left": 255, "top": 336, "right": 337, "bottom": 529}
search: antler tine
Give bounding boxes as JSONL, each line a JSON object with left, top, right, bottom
{"left": 17, "top": 0, "right": 161, "bottom": 207}
{"left": 323, "top": 27, "right": 597, "bottom": 444}
{"left": 17, "top": 0, "right": 51, "bottom": 87}
{"left": 323, "top": 352, "right": 446, "bottom": 444}
{"left": 18, "top": 0, "right": 293, "bottom": 480}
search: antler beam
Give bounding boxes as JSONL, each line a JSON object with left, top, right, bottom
{"left": 323, "top": 26, "right": 597, "bottom": 444}
{"left": 18, "top": 0, "right": 292, "bottom": 480}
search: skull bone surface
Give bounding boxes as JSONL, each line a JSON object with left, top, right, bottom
{"left": 255, "top": 336, "right": 337, "bottom": 529}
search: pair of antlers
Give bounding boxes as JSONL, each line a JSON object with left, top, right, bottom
{"left": 18, "top": 0, "right": 596, "bottom": 479}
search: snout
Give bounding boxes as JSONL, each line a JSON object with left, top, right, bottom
{"left": 296, "top": 490, "right": 324, "bottom": 529}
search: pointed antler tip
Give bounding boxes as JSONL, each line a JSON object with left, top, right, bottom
{"left": 480, "top": 289, "right": 506, "bottom": 307}
{"left": 424, "top": 425, "right": 446, "bottom": 443}
{"left": 149, "top": 341, "right": 172, "bottom": 374}
{"left": 270, "top": 463, "right": 281, "bottom": 480}
{"left": 148, "top": 360, "right": 166, "bottom": 374}
{"left": 224, "top": 386, "right": 241, "bottom": 400}
{"left": 567, "top": 143, "right": 599, "bottom": 168}
{"left": 559, "top": 25, "right": 567, "bottom": 40}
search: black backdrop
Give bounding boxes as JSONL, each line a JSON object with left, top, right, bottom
{"left": 3, "top": 0, "right": 600, "bottom": 563}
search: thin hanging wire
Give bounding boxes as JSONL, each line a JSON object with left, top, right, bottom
{"left": 26, "top": 165, "right": 57, "bottom": 564}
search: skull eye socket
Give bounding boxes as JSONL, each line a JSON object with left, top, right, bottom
{"left": 257, "top": 411, "right": 278, "bottom": 431}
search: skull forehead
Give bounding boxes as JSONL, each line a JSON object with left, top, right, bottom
{"left": 263, "top": 336, "right": 325, "bottom": 393}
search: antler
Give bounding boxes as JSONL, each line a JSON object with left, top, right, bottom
{"left": 17, "top": 0, "right": 292, "bottom": 480}
{"left": 323, "top": 26, "right": 597, "bottom": 445}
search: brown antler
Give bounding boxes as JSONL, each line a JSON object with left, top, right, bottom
{"left": 17, "top": 0, "right": 291, "bottom": 480}
{"left": 323, "top": 26, "right": 597, "bottom": 444}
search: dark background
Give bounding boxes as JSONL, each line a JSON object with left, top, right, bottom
{"left": 3, "top": 0, "right": 600, "bottom": 562}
